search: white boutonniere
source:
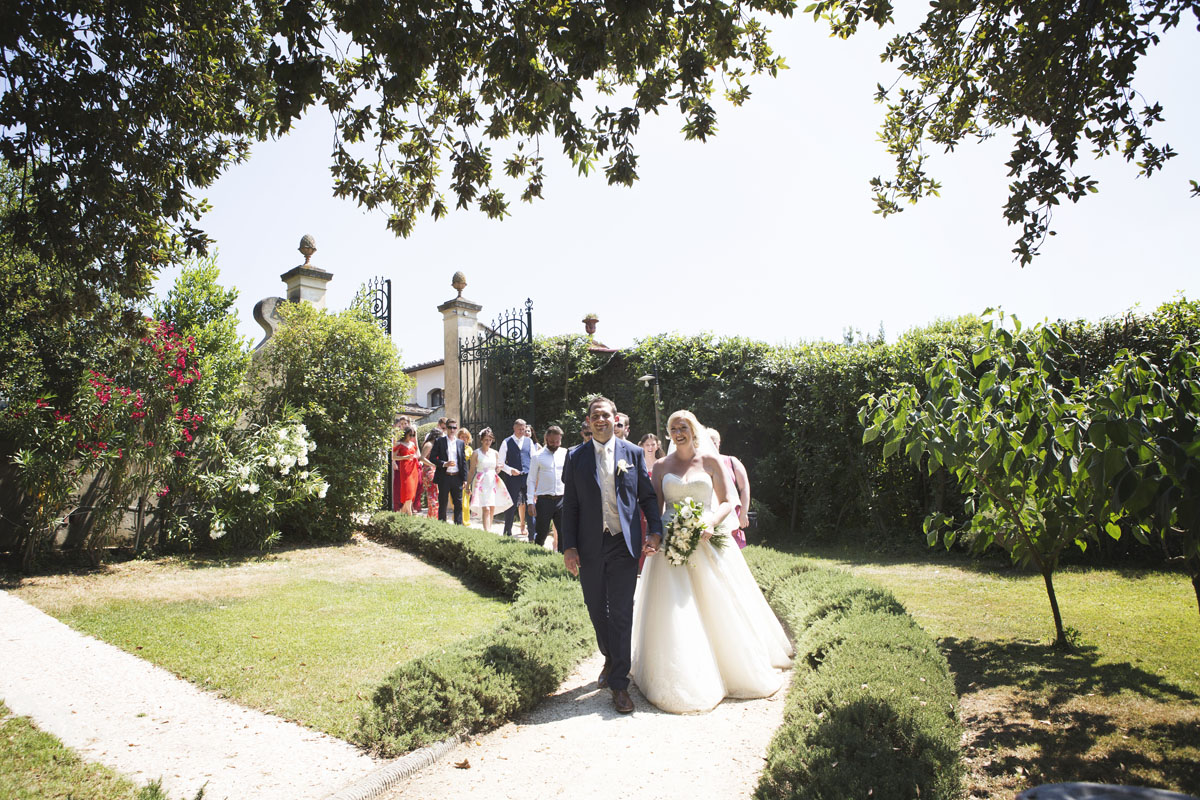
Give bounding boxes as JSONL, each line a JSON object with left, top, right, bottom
{"left": 616, "top": 458, "right": 631, "bottom": 475}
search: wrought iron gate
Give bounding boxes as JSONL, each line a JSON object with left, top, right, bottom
{"left": 357, "top": 276, "right": 392, "bottom": 335}
{"left": 459, "top": 299, "right": 534, "bottom": 439}
{"left": 354, "top": 276, "right": 394, "bottom": 510}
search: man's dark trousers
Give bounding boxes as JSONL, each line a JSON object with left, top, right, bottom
{"left": 501, "top": 473, "right": 527, "bottom": 535}
{"left": 578, "top": 531, "right": 638, "bottom": 691}
{"left": 534, "top": 494, "right": 563, "bottom": 550}
{"left": 437, "top": 479, "right": 464, "bottom": 524}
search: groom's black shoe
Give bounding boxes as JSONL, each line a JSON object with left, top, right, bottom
{"left": 597, "top": 662, "right": 612, "bottom": 689}
{"left": 611, "top": 688, "right": 634, "bottom": 714}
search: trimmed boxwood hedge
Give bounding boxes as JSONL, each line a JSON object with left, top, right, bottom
{"left": 357, "top": 512, "right": 594, "bottom": 756}
{"left": 744, "top": 547, "right": 964, "bottom": 800}
{"left": 360, "top": 515, "right": 964, "bottom": 799}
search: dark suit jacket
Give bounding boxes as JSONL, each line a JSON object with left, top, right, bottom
{"left": 561, "top": 436, "right": 663, "bottom": 559}
{"left": 430, "top": 435, "right": 467, "bottom": 486}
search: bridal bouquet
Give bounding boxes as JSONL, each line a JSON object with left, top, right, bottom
{"left": 663, "top": 497, "right": 728, "bottom": 567}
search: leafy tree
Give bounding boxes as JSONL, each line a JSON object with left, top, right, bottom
{"left": 805, "top": 0, "right": 1198, "bottom": 263}
{"left": 1091, "top": 341, "right": 1200, "bottom": 616}
{"left": 860, "top": 314, "right": 1109, "bottom": 647}
{"left": 249, "top": 302, "right": 411, "bottom": 539}
{"left": 2, "top": 0, "right": 791, "bottom": 304}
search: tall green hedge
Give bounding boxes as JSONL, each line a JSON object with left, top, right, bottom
{"left": 522, "top": 299, "right": 1200, "bottom": 557}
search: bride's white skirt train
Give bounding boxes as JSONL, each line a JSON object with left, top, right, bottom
{"left": 631, "top": 538, "right": 793, "bottom": 714}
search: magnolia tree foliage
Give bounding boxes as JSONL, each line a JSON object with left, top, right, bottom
{"left": 860, "top": 314, "right": 1109, "bottom": 647}
{"left": 805, "top": 0, "right": 1199, "bottom": 263}
{"left": 2, "top": 0, "right": 791, "bottom": 305}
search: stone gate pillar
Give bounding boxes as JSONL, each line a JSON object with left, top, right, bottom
{"left": 254, "top": 234, "right": 333, "bottom": 350}
{"left": 437, "top": 272, "right": 482, "bottom": 423}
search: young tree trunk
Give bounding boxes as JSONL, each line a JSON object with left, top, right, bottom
{"left": 1043, "top": 569, "right": 1070, "bottom": 648}
{"left": 1189, "top": 557, "right": 1200, "bottom": 619}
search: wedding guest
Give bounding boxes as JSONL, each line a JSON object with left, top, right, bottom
{"left": 431, "top": 418, "right": 467, "bottom": 525}
{"left": 639, "top": 433, "right": 663, "bottom": 472}
{"left": 524, "top": 423, "right": 541, "bottom": 538}
{"left": 637, "top": 431, "right": 663, "bottom": 574}
{"left": 527, "top": 425, "right": 567, "bottom": 550}
{"left": 419, "top": 426, "right": 441, "bottom": 519}
{"left": 467, "top": 427, "right": 513, "bottom": 533}
{"left": 709, "top": 428, "right": 751, "bottom": 548}
{"left": 574, "top": 420, "right": 593, "bottom": 451}
{"left": 498, "top": 418, "right": 533, "bottom": 537}
{"left": 615, "top": 412, "right": 630, "bottom": 440}
{"left": 392, "top": 424, "right": 420, "bottom": 514}
{"left": 457, "top": 428, "right": 474, "bottom": 517}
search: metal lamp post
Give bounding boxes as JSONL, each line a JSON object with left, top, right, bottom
{"left": 637, "top": 369, "right": 663, "bottom": 443}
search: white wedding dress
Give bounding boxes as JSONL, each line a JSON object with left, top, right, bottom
{"left": 631, "top": 472, "right": 793, "bottom": 713}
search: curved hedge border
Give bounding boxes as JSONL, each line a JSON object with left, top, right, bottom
{"left": 744, "top": 547, "right": 965, "bottom": 800}
{"left": 360, "top": 513, "right": 964, "bottom": 798}
{"left": 356, "top": 512, "right": 594, "bottom": 757}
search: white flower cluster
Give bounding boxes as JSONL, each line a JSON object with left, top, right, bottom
{"left": 270, "top": 424, "right": 314, "bottom": 476}
{"left": 209, "top": 517, "right": 227, "bottom": 540}
{"left": 662, "top": 497, "right": 728, "bottom": 567}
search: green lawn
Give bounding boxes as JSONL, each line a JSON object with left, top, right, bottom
{"left": 797, "top": 545, "right": 1200, "bottom": 797}
{"left": 800, "top": 547, "right": 1199, "bottom": 695}
{"left": 12, "top": 540, "right": 509, "bottom": 742}
{"left": 0, "top": 700, "right": 148, "bottom": 800}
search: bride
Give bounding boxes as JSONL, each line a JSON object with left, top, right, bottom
{"left": 631, "top": 410, "right": 793, "bottom": 713}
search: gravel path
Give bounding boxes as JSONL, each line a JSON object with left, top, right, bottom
{"left": 380, "top": 651, "right": 789, "bottom": 800}
{"left": 0, "top": 590, "right": 382, "bottom": 800}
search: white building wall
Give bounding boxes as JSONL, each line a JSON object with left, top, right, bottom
{"left": 407, "top": 364, "right": 445, "bottom": 408}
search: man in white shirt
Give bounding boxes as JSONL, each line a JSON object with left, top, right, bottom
{"left": 526, "top": 425, "right": 567, "bottom": 550}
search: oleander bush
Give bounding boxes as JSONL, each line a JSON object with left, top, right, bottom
{"left": 746, "top": 546, "right": 964, "bottom": 800}
{"left": 357, "top": 512, "right": 593, "bottom": 756}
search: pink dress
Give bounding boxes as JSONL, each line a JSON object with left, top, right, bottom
{"left": 722, "top": 455, "right": 747, "bottom": 548}
{"left": 470, "top": 449, "right": 513, "bottom": 513}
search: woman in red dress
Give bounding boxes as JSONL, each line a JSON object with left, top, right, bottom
{"left": 392, "top": 426, "right": 420, "bottom": 513}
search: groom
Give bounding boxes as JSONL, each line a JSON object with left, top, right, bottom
{"left": 561, "top": 396, "right": 663, "bottom": 713}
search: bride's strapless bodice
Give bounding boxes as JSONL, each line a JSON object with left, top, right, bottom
{"left": 661, "top": 472, "right": 714, "bottom": 514}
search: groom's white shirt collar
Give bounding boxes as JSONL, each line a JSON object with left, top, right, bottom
{"left": 593, "top": 437, "right": 615, "bottom": 457}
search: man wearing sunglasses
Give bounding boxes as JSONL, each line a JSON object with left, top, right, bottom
{"left": 430, "top": 418, "right": 468, "bottom": 525}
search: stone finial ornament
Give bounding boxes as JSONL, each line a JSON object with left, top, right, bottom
{"left": 452, "top": 271, "right": 467, "bottom": 297}
{"left": 583, "top": 313, "right": 599, "bottom": 336}
{"left": 298, "top": 234, "right": 317, "bottom": 265}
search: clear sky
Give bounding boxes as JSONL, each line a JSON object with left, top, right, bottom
{"left": 151, "top": 14, "right": 1199, "bottom": 367}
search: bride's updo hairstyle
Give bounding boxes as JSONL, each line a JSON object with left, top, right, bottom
{"left": 666, "top": 410, "right": 719, "bottom": 459}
